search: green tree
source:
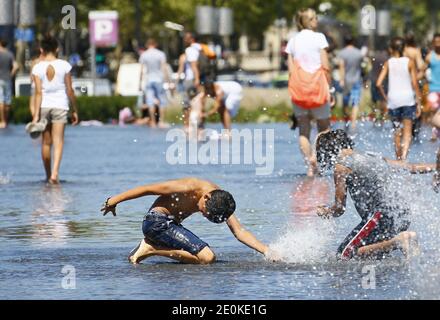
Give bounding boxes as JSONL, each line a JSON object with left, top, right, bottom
{"left": 35, "top": 0, "right": 438, "bottom": 49}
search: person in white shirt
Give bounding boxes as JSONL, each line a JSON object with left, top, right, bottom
{"left": 178, "top": 32, "right": 202, "bottom": 131}
{"left": 376, "top": 37, "right": 422, "bottom": 161}
{"left": 203, "top": 81, "right": 242, "bottom": 134}
{"left": 139, "top": 38, "right": 170, "bottom": 128}
{"left": 184, "top": 32, "right": 202, "bottom": 90}
{"left": 285, "top": 8, "right": 331, "bottom": 177}
{"left": 32, "top": 36, "right": 79, "bottom": 184}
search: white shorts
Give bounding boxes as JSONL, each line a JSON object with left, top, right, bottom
{"left": 224, "top": 95, "right": 241, "bottom": 118}
{"left": 40, "top": 108, "right": 68, "bottom": 124}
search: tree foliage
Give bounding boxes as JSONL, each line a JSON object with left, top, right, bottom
{"left": 35, "top": 0, "right": 439, "bottom": 46}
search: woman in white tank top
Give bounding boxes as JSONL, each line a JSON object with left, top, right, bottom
{"left": 31, "top": 36, "right": 79, "bottom": 184}
{"left": 376, "top": 37, "right": 422, "bottom": 161}
{"left": 387, "top": 57, "right": 416, "bottom": 109}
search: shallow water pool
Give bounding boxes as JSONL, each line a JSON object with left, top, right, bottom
{"left": 1, "top": 122, "right": 439, "bottom": 299}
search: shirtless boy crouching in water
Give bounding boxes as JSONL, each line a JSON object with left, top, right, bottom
{"left": 101, "top": 178, "right": 272, "bottom": 264}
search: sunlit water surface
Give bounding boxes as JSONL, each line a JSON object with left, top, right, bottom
{"left": 1, "top": 122, "right": 440, "bottom": 299}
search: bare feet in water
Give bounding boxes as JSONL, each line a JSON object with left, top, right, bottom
{"left": 396, "top": 231, "right": 420, "bottom": 259}
{"left": 306, "top": 158, "right": 319, "bottom": 177}
{"left": 48, "top": 177, "right": 60, "bottom": 185}
{"left": 306, "top": 166, "right": 315, "bottom": 177}
{"left": 128, "top": 239, "right": 155, "bottom": 264}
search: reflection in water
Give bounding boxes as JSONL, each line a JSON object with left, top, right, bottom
{"left": 269, "top": 177, "right": 336, "bottom": 264}
{"left": 0, "top": 182, "right": 107, "bottom": 244}
{"left": 30, "top": 184, "right": 72, "bottom": 245}
{"left": 0, "top": 172, "right": 11, "bottom": 185}
{"left": 291, "top": 177, "right": 331, "bottom": 216}
{"left": 3, "top": 124, "right": 440, "bottom": 299}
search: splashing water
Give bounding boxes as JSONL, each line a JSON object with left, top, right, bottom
{"left": 270, "top": 132, "right": 440, "bottom": 298}
{"left": 31, "top": 184, "right": 72, "bottom": 215}
{"left": 0, "top": 173, "right": 11, "bottom": 185}
{"left": 269, "top": 217, "right": 337, "bottom": 264}
{"left": 403, "top": 175, "right": 440, "bottom": 299}
{"left": 1, "top": 122, "right": 440, "bottom": 299}
{"left": 355, "top": 161, "right": 440, "bottom": 298}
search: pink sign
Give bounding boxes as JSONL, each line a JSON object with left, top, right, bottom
{"left": 89, "top": 11, "right": 118, "bottom": 47}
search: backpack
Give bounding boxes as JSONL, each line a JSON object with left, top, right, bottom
{"left": 287, "top": 37, "right": 329, "bottom": 109}
{"left": 198, "top": 44, "right": 217, "bottom": 84}
{"left": 288, "top": 59, "right": 329, "bottom": 109}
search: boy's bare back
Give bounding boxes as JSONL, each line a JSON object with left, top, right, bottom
{"left": 150, "top": 178, "right": 218, "bottom": 222}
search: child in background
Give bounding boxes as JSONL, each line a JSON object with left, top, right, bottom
{"left": 203, "top": 81, "right": 242, "bottom": 137}
{"left": 188, "top": 89, "right": 206, "bottom": 140}
{"left": 376, "top": 37, "right": 422, "bottom": 161}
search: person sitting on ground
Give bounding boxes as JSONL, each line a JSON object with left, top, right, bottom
{"left": 316, "top": 129, "right": 437, "bottom": 260}
{"left": 101, "top": 178, "right": 272, "bottom": 265}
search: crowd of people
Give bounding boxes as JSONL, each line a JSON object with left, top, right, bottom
{"left": 1, "top": 31, "right": 246, "bottom": 183}
{"left": 285, "top": 8, "right": 440, "bottom": 176}
{"left": 134, "top": 31, "right": 244, "bottom": 138}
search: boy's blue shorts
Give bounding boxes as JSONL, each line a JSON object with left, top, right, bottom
{"left": 142, "top": 210, "right": 209, "bottom": 255}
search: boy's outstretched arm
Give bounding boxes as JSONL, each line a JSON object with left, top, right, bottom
{"left": 101, "top": 178, "right": 204, "bottom": 215}
{"left": 385, "top": 159, "right": 436, "bottom": 174}
{"left": 385, "top": 150, "right": 440, "bottom": 192}
{"left": 317, "top": 164, "right": 348, "bottom": 219}
{"left": 226, "top": 214, "right": 268, "bottom": 255}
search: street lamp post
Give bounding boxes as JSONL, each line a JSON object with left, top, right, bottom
{"left": 274, "top": 0, "right": 285, "bottom": 71}
{"left": 0, "top": 0, "right": 15, "bottom": 50}
{"left": 428, "top": 0, "right": 439, "bottom": 39}
{"left": 135, "top": 0, "right": 141, "bottom": 46}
